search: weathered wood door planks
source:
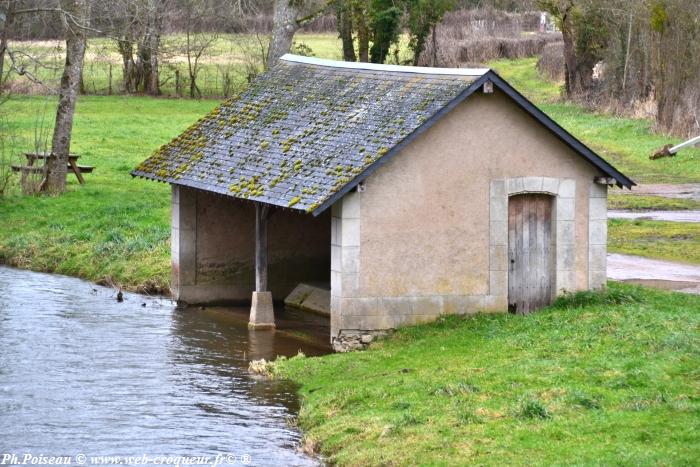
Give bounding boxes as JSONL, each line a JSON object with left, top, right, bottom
{"left": 507, "top": 194, "right": 553, "bottom": 314}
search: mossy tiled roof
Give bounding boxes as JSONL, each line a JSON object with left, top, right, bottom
{"left": 132, "top": 55, "right": 485, "bottom": 213}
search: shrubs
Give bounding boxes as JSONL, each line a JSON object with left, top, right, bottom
{"left": 537, "top": 41, "right": 564, "bottom": 81}
{"left": 458, "top": 34, "right": 562, "bottom": 63}
{"left": 417, "top": 7, "right": 562, "bottom": 67}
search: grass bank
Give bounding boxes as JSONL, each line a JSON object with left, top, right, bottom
{"left": 2, "top": 57, "right": 698, "bottom": 289}
{"left": 0, "top": 95, "right": 218, "bottom": 291}
{"left": 608, "top": 194, "right": 700, "bottom": 211}
{"left": 274, "top": 283, "right": 700, "bottom": 465}
{"left": 608, "top": 219, "right": 700, "bottom": 265}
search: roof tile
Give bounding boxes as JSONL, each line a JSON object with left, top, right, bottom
{"left": 132, "top": 56, "right": 482, "bottom": 212}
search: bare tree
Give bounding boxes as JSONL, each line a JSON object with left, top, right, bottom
{"left": 172, "top": 0, "right": 220, "bottom": 98}
{"left": 0, "top": 1, "right": 16, "bottom": 86}
{"left": 108, "top": 0, "right": 166, "bottom": 95}
{"left": 267, "top": 0, "right": 329, "bottom": 66}
{"left": 46, "top": 0, "right": 90, "bottom": 194}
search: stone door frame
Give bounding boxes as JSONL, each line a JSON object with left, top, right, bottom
{"left": 489, "top": 177, "right": 577, "bottom": 298}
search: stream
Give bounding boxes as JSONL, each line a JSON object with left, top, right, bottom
{"left": 0, "top": 266, "right": 329, "bottom": 466}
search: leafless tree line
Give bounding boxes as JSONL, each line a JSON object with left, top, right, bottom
{"left": 539, "top": 0, "right": 700, "bottom": 137}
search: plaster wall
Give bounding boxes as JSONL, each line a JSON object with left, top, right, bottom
{"left": 331, "top": 88, "right": 608, "bottom": 347}
{"left": 172, "top": 187, "right": 330, "bottom": 305}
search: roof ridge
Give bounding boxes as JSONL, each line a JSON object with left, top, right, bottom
{"left": 280, "top": 54, "right": 489, "bottom": 77}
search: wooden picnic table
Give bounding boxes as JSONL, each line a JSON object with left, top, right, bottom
{"left": 24, "top": 152, "right": 93, "bottom": 185}
{"left": 12, "top": 153, "right": 94, "bottom": 193}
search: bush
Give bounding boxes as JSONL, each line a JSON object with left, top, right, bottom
{"left": 417, "top": 8, "right": 561, "bottom": 67}
{"left": 537, "top": 41, "right": 564, "bottom": 81}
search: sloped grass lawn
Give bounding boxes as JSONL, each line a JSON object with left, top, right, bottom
{"left": 608, "top": 194, "right": 700, "bottom": 211}
{"left": 275, "top": 283, "right": 700, "bottom": 466}
{"left": 488, "top": 58, "right": 700, "bottom": 185}
{"left": 2, "top": 58, "right": 699, "bottom": 288}
{"left": 608, "top": 219, "right": 700, "bottom": 265}
{"left": 0, "top": 95, "right": 218, "bottom": 291}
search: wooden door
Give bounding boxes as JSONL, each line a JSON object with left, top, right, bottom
{"left": 508, "top": 194, "right": 553, "bottom": 314}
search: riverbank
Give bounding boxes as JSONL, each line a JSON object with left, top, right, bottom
{"left": 2, "top": 58, "right": 699, "bottom": 290}
{"left": 273, "top": 283, "right": 700, "bottom": 465}
{"left": 0, "top": 96, "right": 218, "bottom": 293}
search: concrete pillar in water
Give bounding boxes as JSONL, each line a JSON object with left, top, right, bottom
{"left": 171, "top": 185, "right": 197, "bottom": 304}
{"left": 249, "top": 203, "right": 275, "bottom": 329}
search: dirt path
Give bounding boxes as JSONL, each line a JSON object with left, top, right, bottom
{"left": 607, "top": 253, "right": 700, "bottom": 294}
{"left": 608, "top": 210, "right": 700, "bottom": 223}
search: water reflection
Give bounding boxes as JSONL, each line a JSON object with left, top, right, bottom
{"left": 0, "top": 266, "right": 327, "bottom": 466}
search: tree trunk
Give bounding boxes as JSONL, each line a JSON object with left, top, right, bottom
{"left": 354, "top": 5, "right": 369, "bottom": 62}
{"left": 431, "top": 25, "right": 437, "bottom": 66}
{"left": 338, "top": 0, "right": 355, "bottom": 61}
{"left": 117, "top": 40, "right": 135, "bottom": 93}
{"left": 560, "top": 10, "right": 578, "bottom": 97}
{"left": 0, "top": 3, "right": 15, "bottom": 86}
{"left": 145, "top": 0, "right": 162, "bottom": 96}
{"left": 267, "top": 0, "right": 301, "bottom": 67}
{"left": 46, "top": 0, "right": 89, "bottom": 194}
{"left": 136, "top": 40, "right": 151, "bottom": 93}
{"left": 621, "top": 11, "right": 634, "bottom": 97}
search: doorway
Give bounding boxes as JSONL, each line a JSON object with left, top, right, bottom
{"left": 507, "top": 193, "right": 555, "bottom": 314}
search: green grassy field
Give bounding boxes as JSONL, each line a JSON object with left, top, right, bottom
{"left": 0, "top": 95, "right": 218, "bottom": 291}
{"left": 608, "top": 219, "right": 700, "bottom": 265}
{"left": 608, "top": 194, "right": 700, "bottom": 211}
{"left": 6, "top": 34, "right": 344, "bottom": 97}
{"left": 274, "top": 283, "right": 700, "bottom": 465}
{"left": 8, "top": 33, "right": 410, "bottom": 98}
{"left": 1, "top": 51, "right": 699, "bottom": 290}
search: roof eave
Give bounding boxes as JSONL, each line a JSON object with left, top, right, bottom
{"left": 310, "top": 70, "right": 634, "bottom": 216}
{"left": 485, "top": 71, "right": 635, "bottom": 189}
{"left": 309, "top": 74, "right": 492, "bottom": 216}
{"left": 130, "top": 169, "right": 314, "bottom": 213}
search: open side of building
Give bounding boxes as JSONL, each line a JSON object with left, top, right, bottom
{"left": 133, "top": 55, "right": 633, "bottom": 352}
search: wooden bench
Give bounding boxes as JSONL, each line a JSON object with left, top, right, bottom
{"left": 11, "top": 165, "right": 45, "bottom": 194}
{"left": 75, "top": 165, "right": 94, "bottom": 173}
{"left": 11, "top": 165, "right": 44, "bottom": 174}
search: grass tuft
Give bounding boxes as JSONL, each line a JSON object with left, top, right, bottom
{"left": 518, "top": 399, "right": 552, "bottom": 420}
{"left": 552, "top": 286, "right": 644, "bottom": 309}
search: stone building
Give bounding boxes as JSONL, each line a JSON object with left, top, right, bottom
{"left": 133, "top": 54, "right": 634, "bottom": 351}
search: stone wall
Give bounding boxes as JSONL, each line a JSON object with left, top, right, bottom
{"left": 172, "top": 186, "right": 330, "bottom": 305}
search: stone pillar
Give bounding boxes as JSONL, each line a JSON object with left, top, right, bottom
{"left": 554, "top": 179, "right": 577, "bottom": 294}
{"left": 249, "top": 291, "right": 275, "bottom": 329}
{"left": 171, "top": 185, "right": 197, "bottom": 304}
{"left": 249, "top": 203, "right": 275, "bottom": 329}
{"left": 588, "top": 182, "right": 608, "bottom": 289}
{"left": 331, "top": 191, "right": 367, "bottom": 350}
